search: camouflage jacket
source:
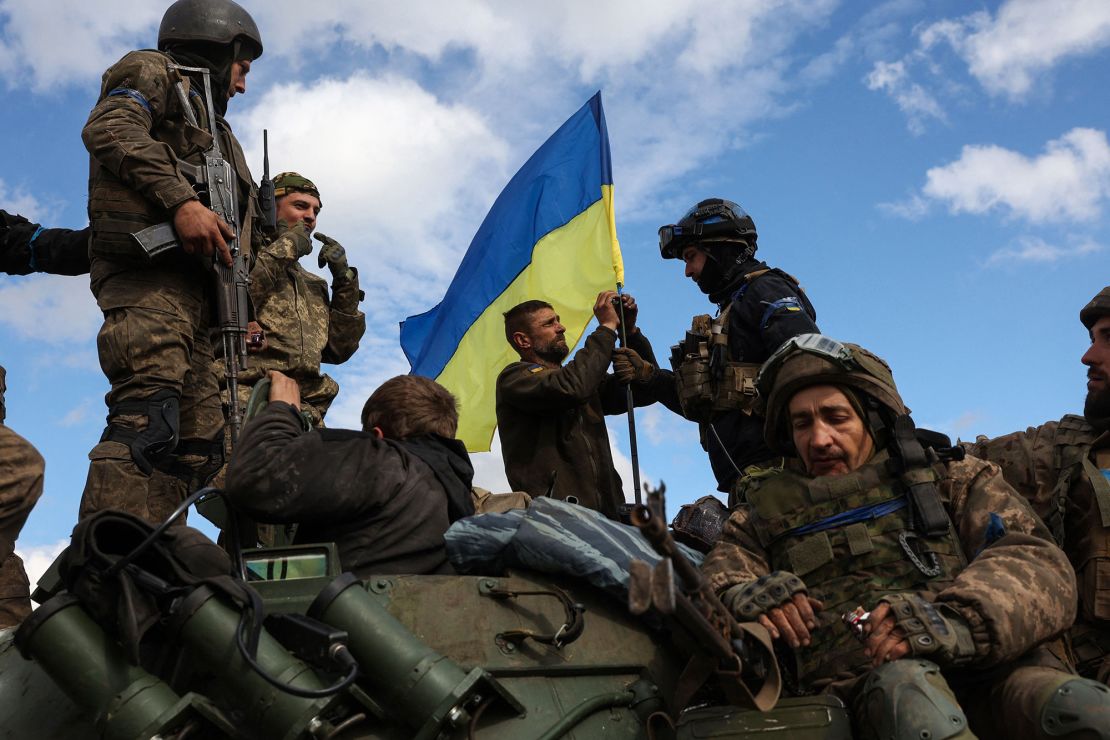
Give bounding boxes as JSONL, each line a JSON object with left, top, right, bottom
{"left": 495, "top": 326, "right": 671, "bottom": 520}
{"left": 965, "top": 417, "right": 1110, "bottom": 626}
{"left": 702, "top": 452, "right": 1076, "bottom": 688}
{"left": 82, "top": 50, "right": 257, "bottom": 260}
{"left": 238, "top": 228, "right": 365, "bottom": 421}
{"left": 226, "top": 401, "right": 470, "bottom": 577}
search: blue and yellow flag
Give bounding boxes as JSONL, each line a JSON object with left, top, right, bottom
{"left": 400, "top": 92, "right": 623, "bottom": 451}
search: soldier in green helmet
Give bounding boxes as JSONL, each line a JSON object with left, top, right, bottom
{"left": 231, "top": 171, "right": 365, "bottom": 428}
{"left": 702, "top": 334, "right": 1109, "bottom": 739}
{"left": 965, "top": 286, "right": 1110, "bottom": 684}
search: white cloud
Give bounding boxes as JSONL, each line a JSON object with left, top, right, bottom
{"left": 867, "top": 0, "right": 1110, "bottom": 128}
{"left": 470, "top": 431, "right": 512, "bottom": 494}
{"left": 0, "top": 274, "right": 100, "bottom": 344}
{"left": 15, "top": 538, "right": 68, "bottom": 592}
{"left": 864, "top": 59, "right": 946, "bottom": 135}
{"left": 984, "top": 235, "right": 1102, "bottom": 267}
{"left": 58, "top": 397, "right": 96, "bottom": 428}
{"left": 921, "top": 128, "right": 1110, "bottom": 223}
{"left": 877, "top": 192, "right": 930, "bottom": 220}
{"left": 0, "top": 0, "right": 161, "bottom": 91}
{"left": 234, "top": 73, "right": 511, "bottom": 320}
{"left": 919, "top": 0, "right": 1110, "bottom": 99}
{"left": 0, "top": 178, "right": 45, "bottom": 219}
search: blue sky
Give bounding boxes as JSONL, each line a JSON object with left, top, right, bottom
{"left": 2, "top": 0, "right": 1108, "bottom": 579}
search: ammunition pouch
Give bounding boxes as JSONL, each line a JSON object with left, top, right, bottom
{"left": 671, "top": 312, "right": 759, "bottom": 422}
{"left": 721, "top": 571, "right": 806, "bottom": 621}
{"left": 877, "top": 594, "right": 976, "bottom": 667}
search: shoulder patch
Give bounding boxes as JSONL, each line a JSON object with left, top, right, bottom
{"left": 759, "top": 297, "right": 803, "bottom": 329}
{"left": 526, "top": 364, "right": 544, "bottom": 374}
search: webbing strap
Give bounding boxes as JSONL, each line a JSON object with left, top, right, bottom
{"left": 1081, "top": 457, "right": 1110, "bottom": 528}
{"left": 777, "top": 497, "right": 906, "bottom": 542}
{"left": 891, "top": 415, "right": 950, "bottom": 537}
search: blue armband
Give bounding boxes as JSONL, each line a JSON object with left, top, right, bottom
{"left": 106, "top": 87, "right": 152, "bottom": 114}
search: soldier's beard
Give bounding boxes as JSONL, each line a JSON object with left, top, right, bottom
{"left": 534, "top": 339, "right": 569, "bottom": 365}
{"left": 1084, "top": 387, "right": 1110, "bottom": 432}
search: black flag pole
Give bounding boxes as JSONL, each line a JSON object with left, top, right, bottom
{"left": 615, "top": 282, "right": 643, "bottom": 507}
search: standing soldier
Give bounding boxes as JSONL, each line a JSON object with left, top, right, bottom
{"left": 79, "top": 0, "right": 263, "bottom": 525}
{"left": 965, "top": 286, "right": 1110, "bottom": 683}
{"left": 235, "top": 172, "right": 365, "bottom": 428}
{"left": 0, "top": 367, "right": 44, "bottom": 628}
{"left": 643, "top": 198, "right": 819, "bottom": 503}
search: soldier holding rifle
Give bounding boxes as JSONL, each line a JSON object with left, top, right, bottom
{"left": 78, "top": 0, "right": 263, "bottom": 525}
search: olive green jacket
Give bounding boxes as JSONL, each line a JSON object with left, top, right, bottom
{"left": 495, "top": 326, "right": 670, "bottom": 520}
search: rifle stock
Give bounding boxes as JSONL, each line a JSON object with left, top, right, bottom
{"left": 629, "top": 485, "right": 781, "bottom": 713}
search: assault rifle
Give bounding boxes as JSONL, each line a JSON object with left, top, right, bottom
{"left": 628, "top": 484, "right": 781, "bottom": 714}
{"left": 130, "top": 64, "right": 251, "bottom": 445}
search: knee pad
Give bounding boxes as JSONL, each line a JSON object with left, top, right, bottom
{"left": 1042, "top": 678, "right": 1110, "bottom": 739}
{"left": 101, "top": 390, "right": 180, "bottom": 475}
{"left": 859, "top": 660, "right": 972, "bottom": 740}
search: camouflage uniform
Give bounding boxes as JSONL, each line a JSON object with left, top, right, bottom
{"left": 965, "top": 288, "right": 1110, "bottom": 683}
{"left": 703, "top": 335, "right": 1096, "bottom": 739}
{"left": 79, "top": 48, "right": 257, "bottom": 525}
{"left": 0, "top": 367, "right": 44, "bottom": 628}
{"left": 233, "top": 222, "right": 364, "bottom": 427}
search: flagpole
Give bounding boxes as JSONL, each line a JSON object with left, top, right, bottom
{"left": 615, "top": 282, "right": 643, "bottom": 507}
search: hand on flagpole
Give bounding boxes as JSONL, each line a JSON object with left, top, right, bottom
{"left": 593, "top": 290, "right": 620, "bottom": 331}
{"left": 617, "top": 293, "right": 638, "bottom": 334}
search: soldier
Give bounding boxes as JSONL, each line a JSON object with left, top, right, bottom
{"left": 637, "top": 198, "right": 819, "bottom": 502}
{"left": 1, "top": 210, "right": 90, "bottom": 276}
{"left": 496, "top": 291, "right": 672, "bottom": 520}
{"left": 965, "top": 285, "right": 1110, "bottom": 683}
{"left": 225, "top": 370, "right": 474, "bottom": 576}
{"left": 0, "top": 367, "right": 44, "bottom": 628}
{"left": 234, "top": 172, "right": 365, "bottom": 427}
{"left": 78, "top": 0, "right": 263, "bottom": 525}
{"left": 702, "top": 334, "right": 1107, "bottom": 739}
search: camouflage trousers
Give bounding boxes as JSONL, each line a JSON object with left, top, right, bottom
{"left": 0, "top": 424, "right": 45, "bottom": 628}
{"left": 80, "top": 259, "right": 224, "bottom": 526}
{"left": 832, "top": 644, "right": 1081, "bottom": 740}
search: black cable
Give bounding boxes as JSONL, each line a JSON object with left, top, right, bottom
{"left": 233, "top": 606, "right": 360, "bottom": 698}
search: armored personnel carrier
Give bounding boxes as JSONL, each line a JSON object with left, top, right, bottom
{"left": 0, "top": 491, "right": 853, "bottom": 739}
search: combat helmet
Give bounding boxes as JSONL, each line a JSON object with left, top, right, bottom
{"left": 658, "top": 198, "right": 757, "bottom": 260}
{"left": 758, "top": 334, "right": 907, "bottom": 453}
{"left": 158, "top": 0, "right": 263, "bottom": 59}
{"left": 1080, "top": 286, "right": 1110, "bottom": 330}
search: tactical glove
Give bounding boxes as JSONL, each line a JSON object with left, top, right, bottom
{"left": 269, "top": 220, "right": 312, "bottom": 260}
{"left": 878, "top": 593, "right": 977, "bottom": 666}
{"left": 612, "top": 347, "right": 655, "bottom": 384}
{"left": 722, "top": 571, "right": 807, "bottom": 621}
{"left": 314, "top": 232, "right": 353, "bottom": 281}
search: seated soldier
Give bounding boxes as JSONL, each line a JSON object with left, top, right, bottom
{"left": 702, "top": 334, "right": 1108, "bottom": 739}
{"left": 225, "top": 370, "right": 475, "bottom": 576}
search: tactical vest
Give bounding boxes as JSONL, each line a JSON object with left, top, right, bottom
{"left": 739, "top": 452, "right": 967, "bottom": 690}
{"left": 1051, "top": 416, "right": 1110, "bottom": 630}
{"left": 86, "top": 51, "right": 256, "bottom": 259}
{"left": 670, "top": 269, "right": 809, "bottom": 422}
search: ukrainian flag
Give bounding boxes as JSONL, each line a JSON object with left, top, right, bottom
{"left": 400, "top": 92, "right": 624, "bottom": 451}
